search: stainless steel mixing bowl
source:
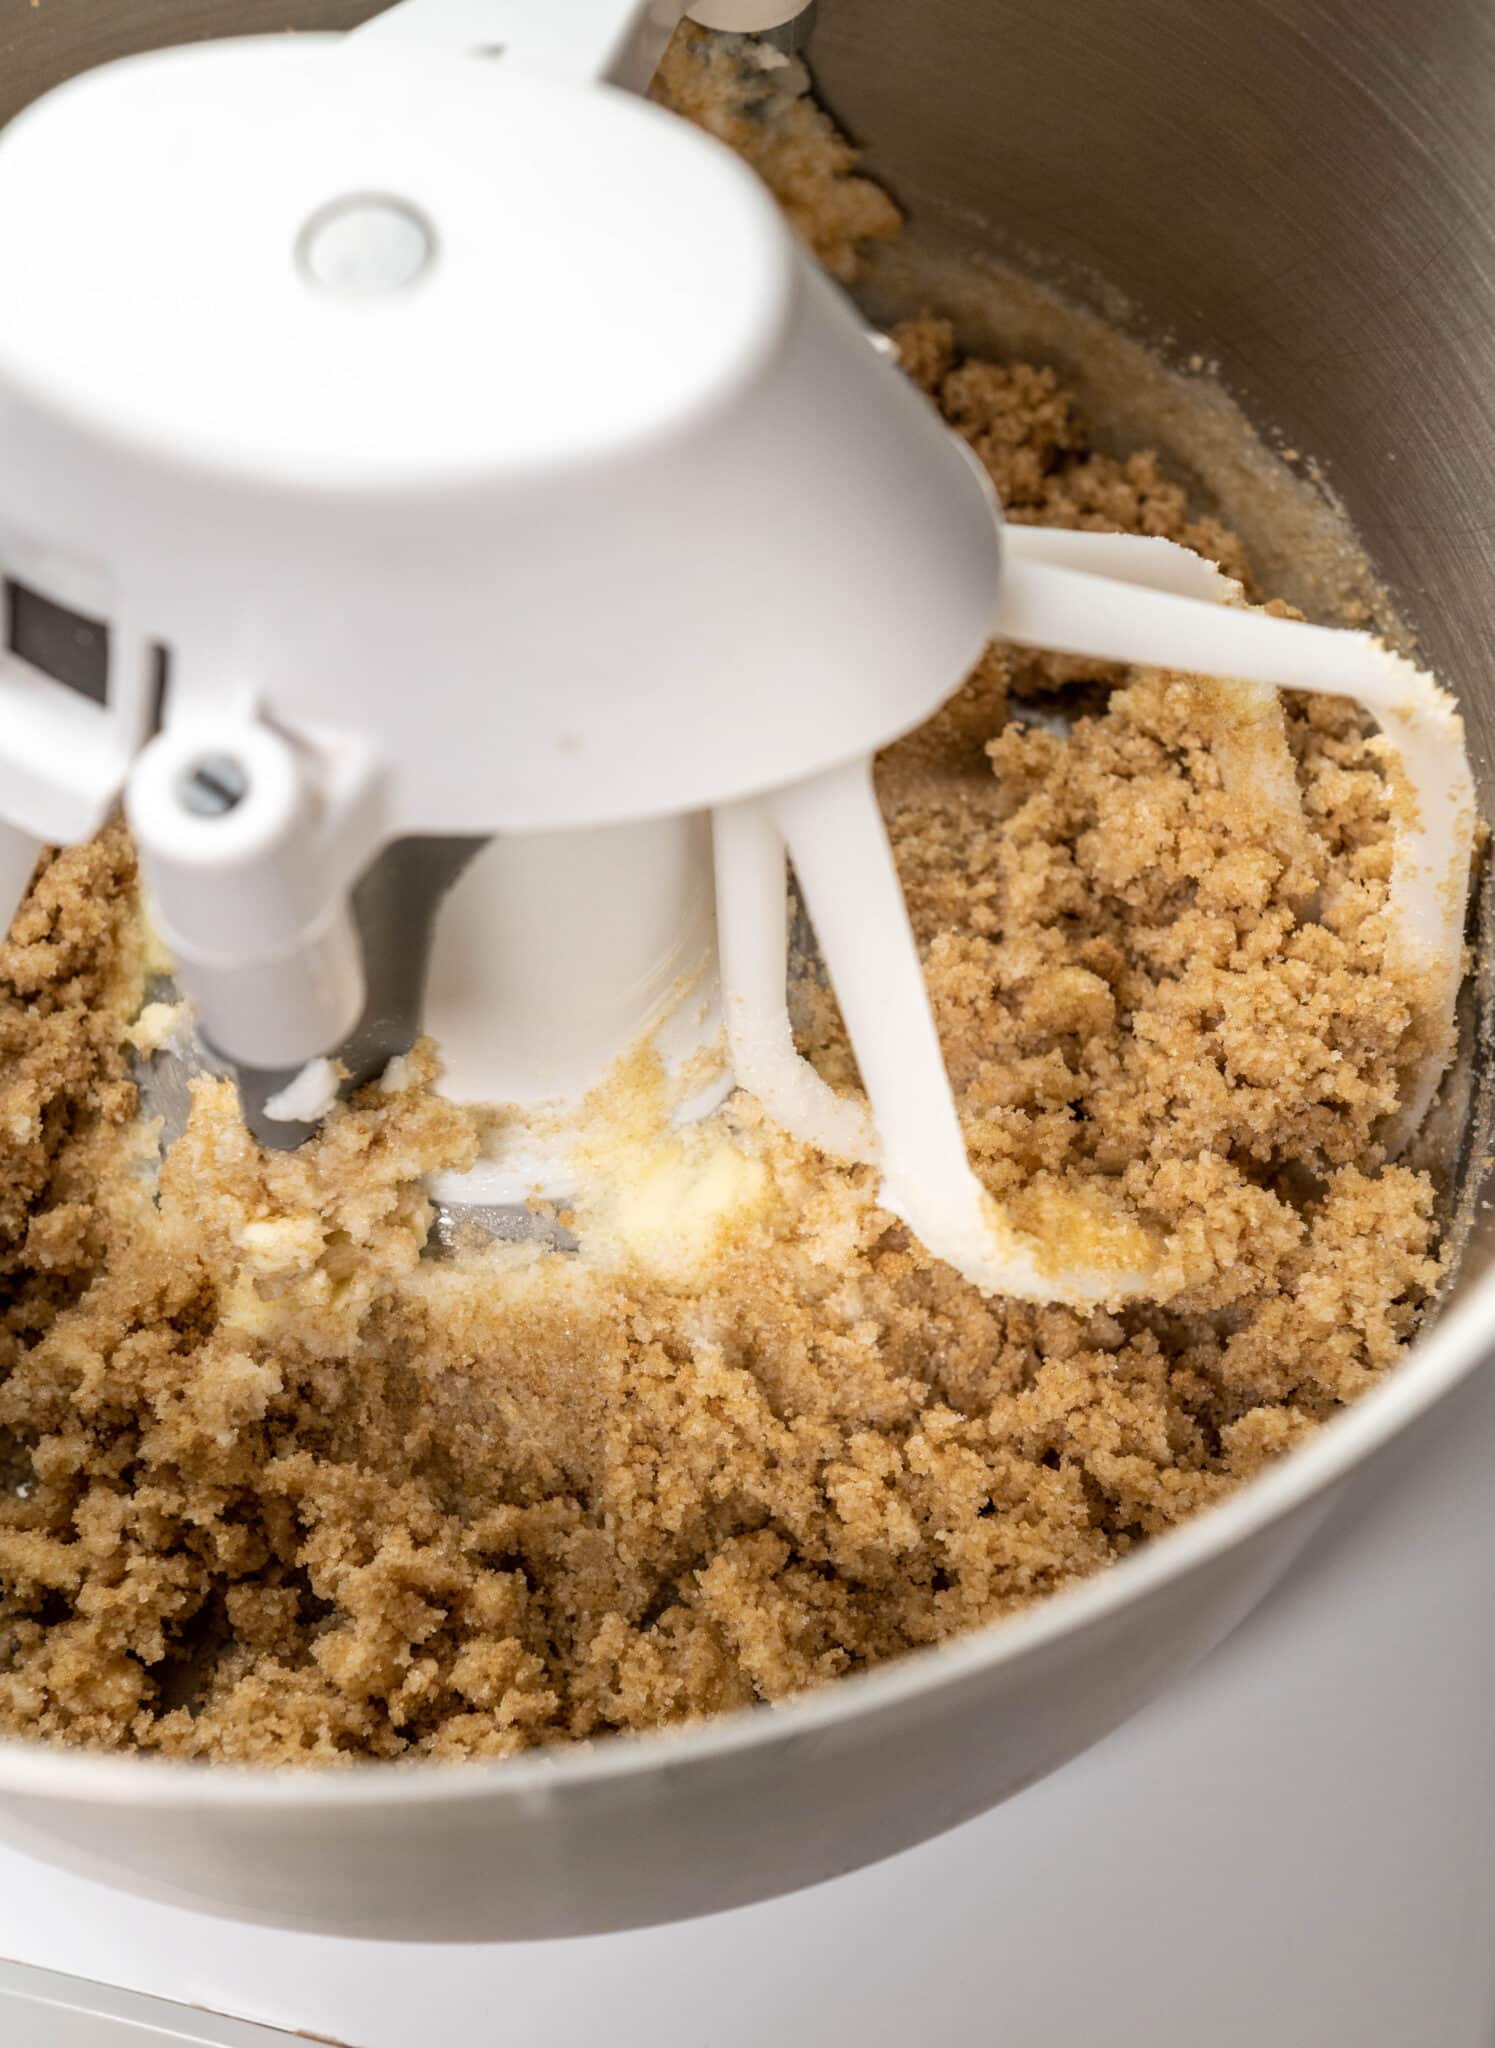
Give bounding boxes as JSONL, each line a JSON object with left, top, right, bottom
{"left": 0, "top": 0, "right": 1491, "bottom": 1943}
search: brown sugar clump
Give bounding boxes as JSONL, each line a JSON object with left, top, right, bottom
{"left": 653, "top": 24, "right": 901, "bottom": 282}
{"left": 0, "top": 46, "right": 1460, "bottom": 1765}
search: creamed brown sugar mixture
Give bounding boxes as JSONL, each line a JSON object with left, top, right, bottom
{"left": 0, "top": 28, "right": 1451, "bottom": 1762}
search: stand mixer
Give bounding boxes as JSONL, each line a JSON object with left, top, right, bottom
{"left": 0, "top": 0, "right": 1471, "bottom": 1307}
{"left": 3, "top": 2, "right": 1495, "bottom": 2036}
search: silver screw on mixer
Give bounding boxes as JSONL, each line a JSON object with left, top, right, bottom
{"left": 176, "top": 754, "right": 249, "bottom": 817}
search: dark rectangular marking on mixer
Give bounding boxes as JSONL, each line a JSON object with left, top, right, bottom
{"left": 4, "top": 578, "right": 110, "bottom": 705}
{"left": 147, "top": 642, "right": 172, "bottom": 735}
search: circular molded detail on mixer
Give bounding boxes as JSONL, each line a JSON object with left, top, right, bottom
{"left": 297, "top": 194, "right": 437, "bottom": 298}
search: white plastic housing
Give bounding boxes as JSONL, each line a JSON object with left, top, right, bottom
{"left": 0, "top": 40, "right": 999, "bottom": 841}
{"left": 687, "top": 1, "right": 810, "bottom": 25}
{"left": 421, "top": 815, "right": 728, "bottom": 1200}
{"left": 354, "top": 1, "right": 814, "bottom": 90}
{"left": 355, "top": 0, "right": 685, "bottom": 93}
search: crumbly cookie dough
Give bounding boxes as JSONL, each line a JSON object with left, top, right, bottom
{"left": 652, "top": 26, "right": 901, "bottom": 281}
{"left": 0, "top": 35, "right": 1453, "bottom": 1764}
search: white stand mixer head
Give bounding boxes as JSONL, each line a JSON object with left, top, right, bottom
{"left": 0, "top": 24, "right": 999, "bottom": 1161}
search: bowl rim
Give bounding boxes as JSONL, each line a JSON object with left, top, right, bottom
{"left": 0, "top": 1255, "right": 1490, "bottom": 1811}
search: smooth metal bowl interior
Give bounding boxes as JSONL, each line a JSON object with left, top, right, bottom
{"left": 0, "top": 0, "right": 1492, "bottom": 1943}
